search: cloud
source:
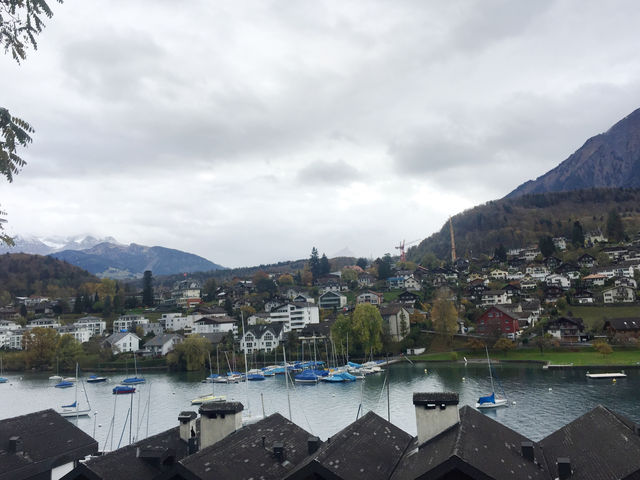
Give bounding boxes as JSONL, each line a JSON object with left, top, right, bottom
{"left": 296, "top": 159, "right": 361, "bottom": 185}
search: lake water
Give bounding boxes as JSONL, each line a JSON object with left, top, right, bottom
{"left": 1, "top": 361, "right": 638, "bottom": 450}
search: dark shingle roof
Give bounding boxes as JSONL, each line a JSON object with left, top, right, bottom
{"left": 285, "top": 411, "right": 414, "bottom": 480}
{"left": 540, "top": 405, "right": 640, "bottom": 480}
{"left": 391, "top": 406, "right": 549, "bottom": 480}
{"left": 413, "top": 392, "right": 459, "bottom": 406}
{"left": 0, "top": 409, "right": 98, "bottom": 480}
{"left": 179, "top": 413, "right": 313, "bottom": 480}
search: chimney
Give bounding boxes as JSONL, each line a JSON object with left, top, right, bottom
{"left": 178, "top": 411, "right": 198, "bottom": 444}
{"left": 557, "top": 458, "right": 572, "bottom": 479}
{"left": 307, "top": 436, "right": 320, "bottom": 455}
{"left": 521, "top": 441, "right": 534, "bottom": 462}
{"left": 413, "top": 392, "right": 460, "bottom": 445}
{"left": 9, "top": 436, "right": 23, "bottom": 455}
{"left": 273, "top": 441, "right": 285, "bottom": 462}
{"left": 198, "top": 402, "right": 244, "bottom": 450}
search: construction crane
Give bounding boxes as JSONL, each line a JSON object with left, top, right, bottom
{"left": 395, "top": 239, "right": 421, "bottom": 262}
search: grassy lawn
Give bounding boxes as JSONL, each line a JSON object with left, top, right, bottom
{"left": 411, "top": 348, "right": 640, "bottom": 366}
{"left": 383, "top": 291, "right": 402, "bottom": 302}
{"left": 567, "top": 305, "right": 640, "bottom": 329}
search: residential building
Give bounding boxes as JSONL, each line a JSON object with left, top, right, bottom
{"left": 403, "top": 275, "right": 421, "bottom": 291}
{"left": 489, "top": 269, "right": 508, "bottom": 280}
{"left": 356, "top": 291, "right": 383, "bottom": 305}
{"left": 57, "top": 326, "right": 92, "bottom": 344}
{"left": 476, "top": 306, "right": 520, "bottom": 339}
{"left": 603, "top": 285, "right": 636, "bottom": 303}
{"left": 480, "top": 290, "right": 511, "bottom": 306}
{"left": 397, "top": 290, "right": 421, "bottom": 306}
{"left": 8, "top": 328, "right": 24, "bottom": 350}
{"left": 379, "top": 304, "right": 411, "bottom": 342}
{"left": 172, "top": 279, "right": 202, "bottom": 307}
{"left": 141, "top": 322, "right": 164, "bottom": 336}
{"left": 144, "top": 333, "right": 183, "bottom": 356}
{"left": 102, "top": 332, "right": 141, "bottom": 354}
{"left": 73, "top": 316, "right": 106, "bottom": 336}
{"left": 552, "top": 237, "right": 567, "bottom": 250}
{"left": 582, "top": 273, "right": 607, "bottom": 286}
{"left": 577, "top": 253, "right": 597, "bottom": 268}
{"left": 604, "top": 318, "right": 640, "bottom": 337}
{"left": 192, "top": 316, "right": 236, "bottom": 335}
{"left": 113, "top": 315, "right": 149, "bottom": 332}
{"left": 269, "top": 302, "right": 320, "bottom": 332}
{"left": 1, "top": 409, "right": 98, "bottom": 480}
{"left": 26, "top": 318, "right": 61, "bottom": 329}
{"left": 240, "top": 324, "right": 284, "bottom": 354}
{"left": 318, "top": 291, "right": 347, "bottom": 310}
{"left": 357, "top": 273, "right": 375, "bottom": 287}
{"left": 545, "top": 273, "right": 571, "bottom": 290}
{"left": 545, "top": 317, "right": 587, "bottom": 342}
{"left": 573, "top": 290, "right": 595, "bottom": 304}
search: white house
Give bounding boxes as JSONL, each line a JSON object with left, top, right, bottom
{"left": 552, "top": 237, "right": 567, "bottom": 251}
{"left": 8, "top": 329, "right": 24, "bottom": 350}
{"left": 27, "top": 318, "right": 61, "bottom": 329}
{"left": 57, "top": 326, "right": 92, "bottom": 344}
{"left": 240, "top": 324, "right": 284, "bottom": 354}
{"left": 268, "top": 302, "right": 320, "bottom": 332}
{"left": 73, "top": 316, "right": 106, "bottom": 336}
{"left": 192, "top": 316, "right": 236, "bottom": 335}
{"left": 318, "top": 291, "right": 347, "bottom": 310}
{"left": 490, "top": 269, "right": 508, "bottom": 280}
{"left": 172, "top": 279, "right": 202, "bottom": 307}
{"left": 603, "top": 286, "right": 636, "bottom": 304}
{"left": 403, "top": 275, "right": 421, "bottom": 291}
{"left": 545, "top": 274, "right": 571, "bottom": 290}
{"left": 379, "top": 304, "right": 411, "bottom": 342}
{"left": 102, "top": 332, "right": 141, "bottom": 354}
{"left": 481, "top": 290, "right": 511, "bottom": 306}
{"left": 113, "top": 315, "right": 149, "bottom": 332}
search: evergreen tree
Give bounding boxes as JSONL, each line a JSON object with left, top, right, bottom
{"left": 356, "top": 257, "right": 368, "bottom": 269}
{"left": 571, "top": 221, "right": 584, "bottom": 247}
{"left": 319, "top": 253, "right": 331, "bottom": 275}
{"left": 376, "top": 254, "right": 393, "bottom": 280}
{"left": 493, "top": 244, "right": 507, "bottom": 262}
{"left": 606, "top": 210, "right": 625, "bottom": 242}
{"left": 142, "top": 270, "right": 154, "bottom": 307}
{"left": 538, "top": 236, "right": 555, "bottom": 257}
{"left": 309, "top": 247, "right": 320, "bottom": 280}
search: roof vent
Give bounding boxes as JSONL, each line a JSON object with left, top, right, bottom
{"left": 273, "top": 442, "right": 285, "bottom": 462}
{"left": 521, "top": 441, "right": 534, "bottom": 462}
{"left": 557, "top": 457, "right": 571, "bottom": 479}
{"left": 8, "top": 436, "right": 23, "bottom": 455}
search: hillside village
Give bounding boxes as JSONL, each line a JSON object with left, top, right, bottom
{"left": 2, "top": 219, "right": 640, "bottom": 369}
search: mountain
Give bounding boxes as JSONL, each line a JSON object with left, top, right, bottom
{"left": 50, "top": 242, "right": 225, "bottom": 278}
{"left": 508, "top": 108, "right": 640, "bottom": 198}
{"left": 407, "top": 188, "right": 640, "bottom": 262}
{"left": 0, "top": 235, "right": 120, "bottom": 255}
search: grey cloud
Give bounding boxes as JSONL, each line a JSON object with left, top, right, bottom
{"left": 296, "top": 159, "right": 361, "bottom": 186}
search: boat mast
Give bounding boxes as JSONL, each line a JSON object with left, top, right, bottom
{"left": 241, "top": 312, "right": 251, "bottom": 414}
{"left": 485, "top": 346, "right": 496, "bottom": 394}
{"left": 75, "top": 363, "right": 79, "bottom": 420}
{"left": 282, "top": 346, "right": 292, "bottom": 421}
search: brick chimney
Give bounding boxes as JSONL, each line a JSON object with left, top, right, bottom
{"left": 198, "top": 402, "right": 244, "bottom": 450}
{"left": 413, "top": 392, "right": 460, "bottom": 445}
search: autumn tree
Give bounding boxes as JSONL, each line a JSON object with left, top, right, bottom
{"left": 465, "top": 337, "right": 485, "bottom": 352}
{"left": 56, "top": 334, "right": 83, "bottom": 369}
{"left": 430, "top": 292, "right": 458, "bottom": 345}
{"left": 168, "top": 336, "right": 210, "bottom": 371}
{"left": 278, "top": 274, "right": 293, "bottom": 286}
{"left": 493, "top": 337, "right": 515, "bottom": 355}
{"left": 593, "top": 340, "right": 613, "bottom": 358}
{"left": 22, "top": 327, "right": 58, "bottom": 369}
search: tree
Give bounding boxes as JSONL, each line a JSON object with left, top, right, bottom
{"left": 493, "top": 244, "right": 507, "bottom": 262}
{"left": 56, "top": 334, "right": 83, "bottom": 369}
{"left": 142, "top": 270, "right": 154, "bottom": 307}
{"left": 376, "top": 254, "right": 393, "bottom": 280}
{"left": 202, "top": 278, "right": 217, "bottom": 302}
{"left": 593, "top": 340, "right": 613, "bottom": 358}
{"left": 430, "top": 292, "right": 458, "bottom": 344}
{"left": 1, "top": 0, "right": 63, "bottom": 244}
{"left": 571, "top": 221, "right": 584, "bottom": 247}
{"left": 465, "top": 337, "right": 485, "bottom": 352}
{"left": 538, "top": 236, "right": 555, "bottom": 258}
{"left": 309, "top": 247, "right": 320, "bottom": 280}
{"left": 330, "top": 313, "right": 353, "bottom": 357}
{"left": 399, "top": 310, "right": 409, "bottom": 340}
{"left": 278, "top": 274, "right": 293, "bottom": 286}
{"left": 532, "top": 333, "right": 552, "bottom": 354}
{"left": 319, "top": 254, "right": 331, "bottom": 276}
{"left": 606, "top": 210, "right": 625, "bottom": 242}
{"left": 22, "top": 327, "right": 58, "bottom": 369}
{"left": 351, "top": 304, "right": 384, "bottom": 354}
{"left": 169, "top": 336, "right": 210, "bottom": 371}
{"left": 356, "top": 257, "right": 368, "bottom": 270}
{"left": 493, "top": 338, "right": 515, "bottom": 355}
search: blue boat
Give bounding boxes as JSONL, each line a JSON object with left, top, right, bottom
{"left": 247, "top": 373, "right": 265, "bottom": 381}
{"left": 121, "top": 376, "right": 145, "bottom": 385}
{"left": 86, "top": 374, "right": 107, "bottom": 383}
{"left": 295, "top": 370, "right": 324, "bottom": 383}
{"left": 55, "top": 381, "right": 74, "bottom": 388}
{"left": 113, "top": 385, "right": 136, "bottom": 395}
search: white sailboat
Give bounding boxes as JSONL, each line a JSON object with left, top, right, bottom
{"left": 58, "top": 364, "right": 92, "bottom": 417}
{"left": 191, "top": 352, "right": 225, "bottom": 405}
{"left": 475, "top": 346, "right": 508, "bottom": 409}
{"left": 49, "top": 357, "right": 62, "bottom": 381}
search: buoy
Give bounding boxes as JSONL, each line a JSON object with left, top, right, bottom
{"left": 548, "top": 387, "right": 552, "bottom": 391}
{"left": 512, "top": 401, "right": 516, "bottom": 405}
{"left": 98, "top": 424, "right": 102, "bottom": 428}
{"left": 462, "top": 377, "right": 466, "bottom": 381}
{"left": 613, "top": 379, "right": 617, "bottom": 383}
{"left": 424, "top": 369, "right": 428, "bottom": 374}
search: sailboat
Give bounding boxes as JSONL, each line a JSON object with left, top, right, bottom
{"left": 58, "top": 364, "right": 92, "bottom": 417}
{"left": 475, "top": 346, "right": 508, "bottom": 409}
{"left": 191, "top": 352, "right": 226, "bottom": 405}
{"left": 0, "top": 356, "right": 7, "bottom": 383}
{"left": 241, "top": 313, "right": 263, "bottom": 425}
{"left": 121, "top": 354, "right": 145, "bottom": 385}
{"left": 49, "top": 357, "right": 62, "bottom": 381}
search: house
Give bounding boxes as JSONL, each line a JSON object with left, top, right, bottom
{"left": 102, "top": 332, "right": 141, "bottom": 354}
{"left": 356, "top": 291, "right": 384, "bottom": 305}
{"left": 73, "top": 316, "right": 106, "bottom": 336}
{"left": 160, "top": 313, "right": 200, "bottom": 332}
{"left": 386, "top": 276, "right": 406, "bottom": 289}
{"left": 543, "top": 285, "right": 564, "bottom": 303}
{"left": 577, "top": 253, "right": 597, "bottom": 268}
{"left": 544, "top": 317, "right": 587, "bottom": 342}
{"left": 56, "top": 326, "right": 91, "bottom": 344}
{"left": 403, "top": 275, "right": 421, "bottom": 291}
{"left": 0, "top": 409, "right": 98, "bottom": 480}
{"left": 525, "top": 264, "right": 550, "bottom": 279}
{"left": 240, "top": 324, "right": 284, "bottom": 354}
{"left": 172, "top": 279, "right": 202, "bottom": 307}
{"left": 141, "top": 322, "right": 164, "bottom": 337}
{"left": 603, "top": 285, "right": 636, "bottom": 303}
{"left": 543, "top": 256, "right": 562, "bottom": 270}
{"left": 615, "top": 276, "right": 638, "bottom": 289}
{"left": 545, "top": 273, "right": 571, "bottom": 290}
{"left": 573, "top": 290, "right": 595, "bottom": 304}
{"left": 502, "top": 283, "right": 521, "bottom": 297}
{"left": 269, "top": 302, "right": 320, "bottom": 332}
{"left": 318, "top": 291, "right": 347, "bottom": 310}
{"left": 489, "top": 269, "right": 508, "bottom": 280}
{"left": 555, "top": 262, "right": 581, "bottom": 280}
{"left": 552, "top": 237, "right": 567, "bottom": 250}
{"left": 604, "top": 318, "right": 640, "bottom": 336}
{"left": 379, "top": 304, "right": 411, "bottom": 342}
{"left": 397, "top": 290, "right": 421, "bottom": 306}
{"left": 585, "top": 229, "right": 607, "bottom": 246}
{"left": 582, "top": 273, "right": 607, "bottom": 287}
{"left": 144, "top": 333, "right": 183, "bottom": 356}
{"left": 192, "top": 316, "right": 236, "bottom": 335}
{"left": 357, "top": 273, "right": 375, "bottom": 287}
{"left": 292, "top": 294, "right": 314, "bottom": 304}
{"left": 476, "top": 306, "right": 520, "bottom": 339}
{"left": 480, "top": 290, "right": 511, "bottom": 306}
{"left": 26, "top": 318, "right": 61, "bottom": 329}
{"left": 601, "top": 246, "right": 628, "bottom": 261}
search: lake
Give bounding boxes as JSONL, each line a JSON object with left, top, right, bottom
{"left": 1, "top": 361, "right": 638, "bottom": 451}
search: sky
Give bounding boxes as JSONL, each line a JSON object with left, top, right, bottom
{"left": 3, "top": 0, "right": 640, "bottom": 268}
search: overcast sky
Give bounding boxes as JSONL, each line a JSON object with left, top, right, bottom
{"left": 3, "top": 0, "right": 640, "bottom": 268}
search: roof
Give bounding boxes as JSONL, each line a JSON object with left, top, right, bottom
{"left": 285, "top": 411, "right": 414, "bottom": 480}
{"left": 380, "top": 303, "right": 407, "bottom": 316}
{"left": 540, "top": 405, "right": 640, "bottom": 480}
{"left": 194, "top": 316, "right": 235, "bottom": 325}
{"left": 604, "top": 318, "right": 640, "bottom": 331}
{"left": 0, "top": 409, "right": 98, "bottom": 480}
{"left": 192, "top": 332, "right": 229, "bottom": 345}
{"left": 244, "top": 323, "right": 283, "bottom": 339}
{"left": 65, "top": 425, "right": 191, "bottom": 480}
{"left": 103, "top": 332, "right": 140, "bottom": 344}
{"left": 145, "top": 333, "right": 183, "bottom": 347}
{"left": 179, "top": 413, "right": 314, "bottom": 480}
{"left": 391, "top": 406, "right": 549, "bottom": 480}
